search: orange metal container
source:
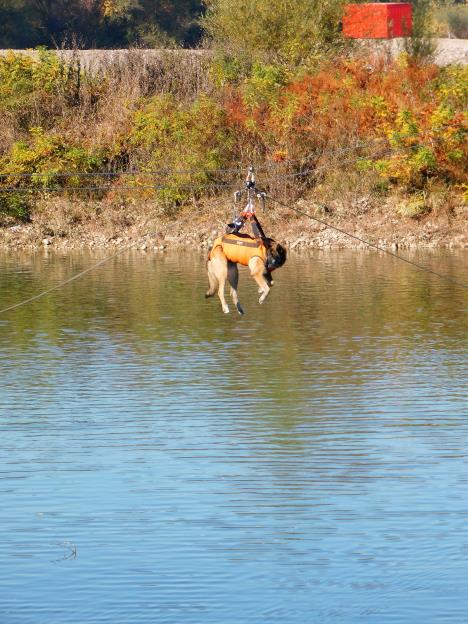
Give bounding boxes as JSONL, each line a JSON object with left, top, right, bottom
{"left": 343, "top": 3, "right": 412, "bottom": 39}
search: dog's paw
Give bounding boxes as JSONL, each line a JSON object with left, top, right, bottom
{"left": 236, "top": 303, "right": 245, "bottom": 315}
{"left": 222, "top": 306, "right": 230, "bottom": 314}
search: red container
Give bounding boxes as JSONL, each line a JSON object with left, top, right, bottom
{"left": 343, "top": 3, "right": 412, "bottom": 39}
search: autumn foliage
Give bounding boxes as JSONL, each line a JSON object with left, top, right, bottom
{"left": 0, "top": 50, "right": 466, "bottom": 219}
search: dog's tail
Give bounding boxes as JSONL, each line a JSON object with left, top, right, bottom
{"left": 205, "top": 258, "right": 219, "bottom": 298}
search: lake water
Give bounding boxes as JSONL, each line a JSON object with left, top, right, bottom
{"left": 0, "top": 249, "right": 467, "bottom": 624}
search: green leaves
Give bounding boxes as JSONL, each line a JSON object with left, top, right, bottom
{"left": 202, "top": 0, "right": 346, "bottom": 67}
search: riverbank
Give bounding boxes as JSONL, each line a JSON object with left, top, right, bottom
{"left": 1, "top": 195, "right": 465, "bottom": 252}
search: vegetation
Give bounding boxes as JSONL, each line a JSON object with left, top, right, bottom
{"left": 404, "top": 0, "right": 437, "bottom": 61}
{"left": 0, "top": 49, "right": 466, "bottom": 222}
{"left": 0, "top": 1, "right": 466, "bottom": 224}
{"left": 1, "top": 0, "right": 457, "bottom": 51}
{"left": 0, "top": 0, "right": 203, "bottom": 48}
{"left": 202, "top": 0, "right": 347, "bottom": 67}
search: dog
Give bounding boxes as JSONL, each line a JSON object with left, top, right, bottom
{"left": 205, "top": 232, "right": 287, "bottom": 314}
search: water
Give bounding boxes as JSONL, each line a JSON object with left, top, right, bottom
{"left": 0, "top": 249, "right": 467, "bottom": 623}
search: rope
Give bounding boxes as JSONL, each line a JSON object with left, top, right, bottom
{"left": 0, "top": 243, "right": 138, "bottom": 315}
{"left": 0, "top": 150, "right": 390, "bottom": 195}
{"left": 0, "top": 146, "right": 464, "bottom": 316}
{"left": 0, "top": 137, "right": 387, "bottom": 182}
{"left": 266, "top": 196, "right": 468, "bottom": 290}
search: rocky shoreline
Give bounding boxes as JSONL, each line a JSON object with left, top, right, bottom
{"left": 1, "top": 197, "right": 466, "bottom": 254}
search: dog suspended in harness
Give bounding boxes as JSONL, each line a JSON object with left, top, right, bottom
{"left": 206, "top": 167, "right": 287, "bottom": 314}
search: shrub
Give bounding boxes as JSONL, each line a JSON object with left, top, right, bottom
{"left": 125, "top": 94, "right": 235, "bottom": 206}
{"left": 0, "top": 50, "right": 82, "bottom": 131}
{"left": 0, "top": 127, "right": 107, "bottom": 193}
{"left": 0, "top": 193, "right": 31, "bottom": 222}
{"left": 397, "top": 194, "right": 429, "bottom": 218}
{"left": 202, "top": 0, "right": 346, "bottom": 67}
{"left": 404, "top": 0, "right": 437, "bottom": 62}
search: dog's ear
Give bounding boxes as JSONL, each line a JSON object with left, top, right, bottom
{"left": 273, "top": 242, "right": 287, "bottom": 265}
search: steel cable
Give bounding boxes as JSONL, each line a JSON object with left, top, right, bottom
{"left": 266, "top": 195, "right": 468, "bottom": 290}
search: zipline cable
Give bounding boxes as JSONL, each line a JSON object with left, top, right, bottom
{"left": 0, "top": 137, "right": 388, "bottom": 182}
{"left": 0, "top": 150, "right": 465, "bottom": 315}
{"left": 1, "top": 192, "right": 465, "bottom": 317}
{"left": 266, "top": 195, "right": 468, "bottom": 290}
{"left": 0, "top": 243, "right": 138, "bottom": 315}
{"left": 0, "top": 148, "right": 392, "bottom": 194}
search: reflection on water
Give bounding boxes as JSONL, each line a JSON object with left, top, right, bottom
{"left": 0, "top": 249, "right": 467, "bottom": 623}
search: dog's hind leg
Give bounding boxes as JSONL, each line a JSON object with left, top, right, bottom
{"left": 210, "top": 253, "right": 229, "bottom": 313}
{"left": 205, "top": 260, "right": 218, "bottom": 298}
{"left": 227, "top": 261, "right": 244, "bottom": 315}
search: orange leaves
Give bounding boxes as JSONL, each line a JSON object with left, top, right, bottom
{"left": 217, "top": 58, "right": 465, "bottom": 190}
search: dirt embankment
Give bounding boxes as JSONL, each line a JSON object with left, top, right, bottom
{"left": 1, "top": 196, "right": 465, "bottom": 253}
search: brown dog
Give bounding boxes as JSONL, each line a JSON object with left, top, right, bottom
{"left": 206, "top": 232, "right": 287, "bottom": 314}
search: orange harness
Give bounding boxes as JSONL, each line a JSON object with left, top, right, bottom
{"left": 210, "top": 233, "right": 267, "bottom": 267}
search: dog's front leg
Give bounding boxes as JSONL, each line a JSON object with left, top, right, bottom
{"left": 249, "top": 257, "right": 270, "bottom": 304}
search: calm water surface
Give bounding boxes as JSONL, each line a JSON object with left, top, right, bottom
{"left": 0, "top": 249, "right": 467, "bottom": 623}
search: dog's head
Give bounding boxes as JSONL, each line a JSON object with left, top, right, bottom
{"left": 264, "top": 239, "right": 287, "bottom": 273}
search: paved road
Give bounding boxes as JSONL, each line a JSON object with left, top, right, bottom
{"left": 1, "top": 40, "right": 467, "bottom": 69}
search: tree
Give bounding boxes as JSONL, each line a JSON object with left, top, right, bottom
{"left": 405, "top": 0, "right": 437, "bottom": 61}
{"left": 202, "top": 0, "right": 346, "bottom": 66}
{"left": 0, "top": 0, "right": 204, "bottom": 48}
{"left": 0, "top": 1, "right": 36, "bottom": 47}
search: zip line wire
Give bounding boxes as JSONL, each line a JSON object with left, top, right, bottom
{"left": 0, "top": 189, "right": 465, "bottom": 317}
{"left": 0, "top": 147, "right": 392, "bottom": 195}
{"left": 0, "top": 137, "right": 388, "bottom": 185}
{"left": 0, "top": 147, "right": 465, "bottom": 315}
{"left": 266, "top": 195, "right": 468, "bottom": 290}
{"left": 0, "top": 243, "right": 138, "bottom": 315}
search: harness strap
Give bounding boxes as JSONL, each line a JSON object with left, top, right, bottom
{"left": 221, "top": 235, "right": 263, "bottom": 249}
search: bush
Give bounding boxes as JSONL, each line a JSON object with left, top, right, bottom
{"left": 397, "top": 194, "right": 429, "bottom": 218}
{"left": 0, "top": 50, "right": 84, "bottom": 131}
{"left": 202, "top": 0, "right": 346, "bottom": 67}
{"left": 404, "top": 0, "right": 437, "bottom": 62}
{"left": 0, "top": 126, "right": 107, "bottom": 208}
{"left": 436, "top": 4, "right": 468, "bottom": 38}
{"left": 0, "top": 193, "right": 31, "bottom": 222}
{"left": 125, "top": 94, "right": 235, "bottom": 206}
